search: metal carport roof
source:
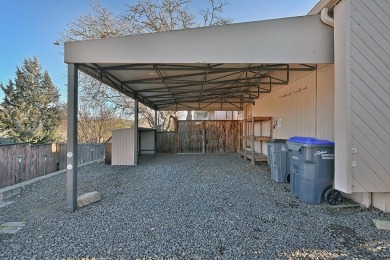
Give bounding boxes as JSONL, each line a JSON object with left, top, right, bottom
{"left": 64, "top": 14, "right": 334, "bottom": 111}
{"left": 64, "top": 13, "right": 334, "bottom": 211}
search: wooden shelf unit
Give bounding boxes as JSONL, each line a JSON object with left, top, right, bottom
{"left": 240, "top": 117, "right": 272, "bottom": 164}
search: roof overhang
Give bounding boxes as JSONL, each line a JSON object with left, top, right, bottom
{"left": 64, "top": 14, "right": 334, "bottom": 111}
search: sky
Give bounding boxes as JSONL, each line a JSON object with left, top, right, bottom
{"left": 0, "top": 0, "right": 319, "bottom": 100}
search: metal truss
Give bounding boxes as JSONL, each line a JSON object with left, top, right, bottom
{"left": 78, "top": 63, "right": 316, "bottom": 111}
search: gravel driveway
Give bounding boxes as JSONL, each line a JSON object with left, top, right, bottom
{"left": 1, "top": 154, "right": 390, "bottom": 259}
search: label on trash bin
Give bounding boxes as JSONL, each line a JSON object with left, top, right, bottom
{"left": 314, "top": 150, "right": 334, "bottom": 160}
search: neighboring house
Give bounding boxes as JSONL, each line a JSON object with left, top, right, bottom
{"left": 193, "top": 111, "right": 242, "bottom": 120}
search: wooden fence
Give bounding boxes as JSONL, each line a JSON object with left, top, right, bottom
{"left": 156, "top": 132, "right": 175, "bottom": 153}
{"left": 156, "top": 120, "right": 242, "bottom": 154}
{"left": 0, "top": 143, "right": 105, "bottom": 189}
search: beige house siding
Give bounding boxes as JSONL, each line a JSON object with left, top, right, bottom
{"left": 334, "top": 0, "right": 390, "bottom": 193}
{"left": 316, "top": 65, "right": 335, "bottom": 141}
{"left": 246, "top": 65, "right": 334, "bottom": 154}
{"left": 350, "top": 0, "right": 390, "bottom": 193}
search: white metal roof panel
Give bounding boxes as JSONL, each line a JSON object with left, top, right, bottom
{"left": 65, "top": 14, "right": 334, "bottom": 65}
{"left": 64, "top": 14, "right": 334, "bottom": 111}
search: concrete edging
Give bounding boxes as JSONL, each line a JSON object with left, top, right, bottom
{"left": 0, "top": 158, "right": 104, "bottom": 201}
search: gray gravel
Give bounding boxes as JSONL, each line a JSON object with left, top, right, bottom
{"left": 1, "top": 154, "right": 390, "bottom": 259}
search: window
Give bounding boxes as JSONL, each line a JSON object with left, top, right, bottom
{"left": 194, "top": 111, "right": 208, "bottom": 120}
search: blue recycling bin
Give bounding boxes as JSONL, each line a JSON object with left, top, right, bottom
{"left": 287, "top": 136, "right": 335, "bottom": 204}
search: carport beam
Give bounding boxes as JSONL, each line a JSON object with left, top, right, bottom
{"left": 66, "top": 63, "right": 78, "bottom": 212}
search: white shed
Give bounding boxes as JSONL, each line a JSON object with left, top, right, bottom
{"left": 111, "top": 128, "right": 157, "bottom": 165}
{"left": 112, "top": 128, "right": 135, "bottom": 166}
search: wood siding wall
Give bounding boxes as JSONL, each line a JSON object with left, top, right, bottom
{"left": 0, "top": 143, "right": 105, "bottom": 189}
{"left": 349, "top": 0, "right": 390, "bottom": 192}
{"left": 246, "top": 65, "right": 335, "bottom": 154}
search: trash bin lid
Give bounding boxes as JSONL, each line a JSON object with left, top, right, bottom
{"left": 288, "top": 136, "right": 334, "bottom": 147}
{"left": 267, "top": 139, "right": 287, "bottom": 143}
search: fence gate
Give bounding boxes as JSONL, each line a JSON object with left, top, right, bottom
{"left": 157, "top": 120, "right": 242, "bottom": 154}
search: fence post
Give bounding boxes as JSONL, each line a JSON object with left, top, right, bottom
{"left": 44, "top": 154, "right": 47, "bottom": 175}
{"left": 202, "top": 120, "right": 206, "bottom": 154}
{"left": 18, "top": 155, "right": 22, "bottom": 183}
{"left": 66, "top": 63, "right": 78, "bottom": 212}
{"left": 174, "top": 119, "right": 178, "bottom": 154}
{"left": 56, "top": 143, "right": 60, "bottom": 171}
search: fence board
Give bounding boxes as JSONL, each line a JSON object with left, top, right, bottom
{"left": 0, "top": 143, "right": 29, "bottom": 188}
{"left": 28, "top": 144, "right": 58, "bottom": 180}
{"left": 204, "top": 121, "right": 241, "bottom": 153}
{"left": 57, "top": 143, "right": 67, "bottom": 170}
{"left": 178, "top": 121, "right": 203, "bottom": 153}
{"left": 156, "top": 132, "right": 175, "bottom": 153}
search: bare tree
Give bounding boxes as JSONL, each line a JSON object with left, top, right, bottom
{"left": 58, "top": 0, "right": 231, "bottom": 133}
{"left": 78, "top": 82, "right": 132, "bottom": 143}
{"left": 123, "top": 0, "right": 195, "bottom": 33}
{"left": 139, "top": 103, "right": 182, "bottom": 131}
{"left": 58, "top": 3, "right": 135, "bottom": 122}
{"left": 200, "top": 0, "right": 232, "bottom": 26}
{"left": 58, "top": 3, "right": 132, "bottom": 42}
{"left": 122, "top": 0, "right": 231, "bottom": 33}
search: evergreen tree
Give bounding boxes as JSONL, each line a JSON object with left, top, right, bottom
{"left": 0, "top": 57, "right": 61, "bottom": 144}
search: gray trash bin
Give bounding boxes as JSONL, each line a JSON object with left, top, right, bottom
{"left": 267, "top": 142, "right": 272, "bottom": 165}
{"left": 267, "top": 139, "right": 289, "bottom": 183}
{"left": 287, "top": 136, "right": 335, "bottom": 204}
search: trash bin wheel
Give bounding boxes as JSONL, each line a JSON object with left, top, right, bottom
{"left": 286, "top": 172, "right": 290, "bottom": 183}
{"left": 324, "top": 189, "right": 343, "bottom": 205}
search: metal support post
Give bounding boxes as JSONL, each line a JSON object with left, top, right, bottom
{"left": 67, "top": 64, "right": 78, "bottom": 212}
{"left": 134, "top": 93, "right": 139, "bottom": 165}
{"left": 154, "top": 109, "right": 158, "bottom": 153}
{"left": 154, "top": 109, "right": 158, "bottom": 129}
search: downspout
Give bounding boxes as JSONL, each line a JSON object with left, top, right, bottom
{"left": 322, "top": 4, "right": 372, "bottom": 208}
{"left": 321, "top": 8, "right": 334, "bottom": 27}
{"left": 362, "top": 192, "right": 372, "bottom": 209}
{"left": 322, "top": 5, "right": 371, "bottom": 207}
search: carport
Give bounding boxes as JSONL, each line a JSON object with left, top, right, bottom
{"left": 64, "top": 14, "right": 334, "bottom": 211}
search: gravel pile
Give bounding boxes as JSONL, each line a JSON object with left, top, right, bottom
{"left": 1, "top": 154, "right": 390, "bottom": 259}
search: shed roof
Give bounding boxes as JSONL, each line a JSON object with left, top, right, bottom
{"left": 64, "top": 14, "right": 334, "bottom": 111}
